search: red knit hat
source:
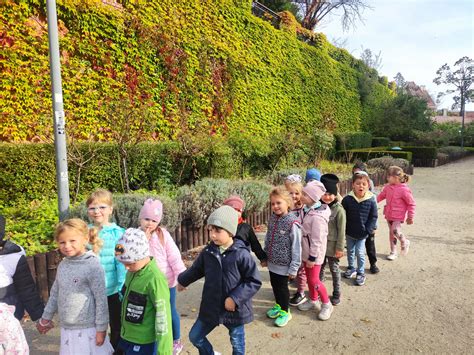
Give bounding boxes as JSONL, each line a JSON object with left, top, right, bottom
{"left": 223, "top": 195, "right": 245, "bottom": 212}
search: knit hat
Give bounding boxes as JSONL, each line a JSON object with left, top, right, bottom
{"left": 207, "top": 205, "right": 239, "bottom": 236}
{"left": 320, "top": 174, "right": 340, "bottom": 196}
{"left": 285, "top": 174, "right": 302, "bottom": 184}
{"left": 305, "top": 168, "right": 321, "bottom": 183}
{"left": 115, "top": 228, "right": 150, "bottom": 263}
{"left": 303, "top": 181, "right": 326, "bottom": 203}
{"left": 223, "top": 195, "right": 245, "bottom": 212}
{"left": 139, "top": 199, "right": 163, "bottom": 224}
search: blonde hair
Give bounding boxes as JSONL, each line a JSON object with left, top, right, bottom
{"left": 270, "top": 186, "right": 294, "bottom": 210}
{"left": 285, "top": 181, "right": 303, "bottom": 194}
{"left": 86, "top": 188, "right": 113, "bottom": 207}
{"left": 387, "top": 166, "right": 410, "bottom": 183}
{"left": 54, "top": 218, "right": 103, "bottom": 253}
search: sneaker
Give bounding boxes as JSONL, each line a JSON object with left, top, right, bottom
{"left": 355, "top": 273, "right": 366, "bottom": 286}
{"left": 173, "top": 340, "right": 184, "bottom": 355}
{"left": 370, "top": 264, "right": 380, "bottom": 274}
{"left": 401, "top": 240, "right": 411, "bottom": 256}
{"left": 343, "top": 268, "right": 357, "bottom": 278}
{"left": 266, "top": 304, "right": 281, "bottom": 319}
{"left": 318, "top": 302, "right": 333, "bottom": 321}
{"left": 297, "top": 299, "right": 319, "bottom": 311}
{"left": 289, "top": 292, "right": 307, "bottom": 306}
{"left": 214, "top": 352, "right": 222, "bottom": 355}
{"left": 274, "top": 309, "right": 292, "bottom": 327}
{"left": 387, "top": 253, "right": 398, "bottom": 261}
{"left": 330, "top": 295, "right": 341, "bottom": 306}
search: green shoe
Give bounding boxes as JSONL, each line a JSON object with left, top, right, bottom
{"left": 266, "top": 304, "right": 281, "bottom": 319}
{"left": 275, "top": 309, "right": 292, "bottom": 327}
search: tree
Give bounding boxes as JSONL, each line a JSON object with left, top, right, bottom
{"left": 260, "top": 0, "right": 301, "bottom": 19}
{"left": 433, "top": 56, "right": 473, "bottom": 147}
{"left": 360, "top": 47, "right": 382, "bottom": 71}
{"left": 393, "top": 72, "right": 406, "bottom": 93}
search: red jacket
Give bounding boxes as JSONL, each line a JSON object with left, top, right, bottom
{"left": 377, "top": 183, "right": 416, "bottom": 222}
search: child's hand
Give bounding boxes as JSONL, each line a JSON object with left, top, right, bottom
{"left": 260, "top": 260, "right": 267, "bottom": 267}
{"left": 406, "top": 218, "right": 414, "bottom": 225}
{"left": 177, "top": 283, "right": 187, "bottom": 292}
{"left": 224, "top": 297, "right": 236, "bottom": 312}
{"left": 305, "top": 260, "right": 315, "bottom": 268}
{"left": 96, "top": 331, "right": 106, "bottom": 346}
{"left": 288, "top": 273, "right": 296, "bottom": 280}
{"left": 36, "top": 318, "right": 53, "bottom": 334}
{"left": 335, "top": 250, "right": 344, "bottom": 259}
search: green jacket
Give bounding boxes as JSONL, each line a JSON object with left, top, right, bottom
{"left": 120, "top": 258, "right": 172, "bottom": 355}
{"left": 325, "top": 201, "right": 346, "bottom": 257}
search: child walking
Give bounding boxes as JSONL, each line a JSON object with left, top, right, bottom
{"left": 178, "top": 206, "right": 261, "bottom": 355}
{"left": 115, "top": 228, "right": 173, "bottom": 355}
{"left": 263, "top": 187, "right": 301, "bottom": 327}
{"left": 37, "top": 219, "right": 113, "bottom": 355}
{"left": 377, "top": 166, "right": 416, "bottom": 260}
{"left": 223, "top": 195, "right": 267, "bottom": 263}
{"left": 342, "top": 172, "right": 378, "bottom": 286}
{"left": 87, "top": 189, "right": 126, "bottom": 353}
{"left": 297, "top": 181, "right": 333, "bottom": 320}
{"left": 138, "top": 199, "right": 186, "bottom": 354}
{"left": 319, "top": 174, "right": 346, "bottom": 306}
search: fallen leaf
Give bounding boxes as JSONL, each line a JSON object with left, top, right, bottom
{"left": 191, "top": 308, "right": 197, "bottom": 312}
{"left": 360, "top": 317, "right": 372, "bottom": 323}
{"left": 353, "top": 332, "right": 363, "bottom": 338}
{"left": 271, "top": 332, "right": 283, "bottom": 339}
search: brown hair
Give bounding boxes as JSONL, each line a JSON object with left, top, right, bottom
{"left": 270, "top": 186, "right": 294, "bottom": 210}
{"left": 387, "top": 166, "right": 410, "bottom": 183}
{"left": 352, "top": 172, "right": 371, "bottom": 184}
{"left": 54, "top": 218, "right": 103, "bottom": 254}
{"left": 86, "top": 188, "right": 113, "bottom": 207}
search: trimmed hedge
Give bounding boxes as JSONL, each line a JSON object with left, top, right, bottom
{"left": 372, "top": 137, "right": 391, "bottom": 147}
{"left": 337, "top": 149, "right": 412, "bottom": 163}
{"left": 400, "top": 146, "right": 437, "bottom": 160}
{"left": 335, "top": 132, "right": 373, "bottom": 151}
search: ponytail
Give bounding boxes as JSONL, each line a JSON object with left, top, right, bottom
{"left": 88, "top": 226, "right": 103, "bottom": 254}
{"left": 387, "top": 166, "right": 410, "bottom": 184}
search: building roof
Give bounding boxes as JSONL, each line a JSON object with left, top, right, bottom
{"left": 405, "top": 81, "right": 437, "bottom": 110}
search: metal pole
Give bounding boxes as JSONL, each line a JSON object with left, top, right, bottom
{"left": 46, "top": 0, "right": 70, "bottom": 220}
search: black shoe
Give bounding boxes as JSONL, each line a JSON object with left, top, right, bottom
{"left": 289, "top": 293, "right": 306, "bottom": 306}
{"left": 330, "top": 296, "right": 341, "bottom": 306}
{"left": 370, "top": 264, "right": 380, "bottom": 274}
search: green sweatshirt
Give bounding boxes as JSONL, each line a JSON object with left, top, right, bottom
{"left": 325, "top": 201, "right": 346, "bottom": 257}
{"left": 120, "top": 258, "right": 172, "bottom": 355}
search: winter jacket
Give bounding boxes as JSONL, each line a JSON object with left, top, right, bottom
{"left": 0, "top": 240, "right": 44, "bottom": 321}
{"left": 342, "top": 191, "right": 378, "bottom": 240}
{"left": 94, "top": 223, "right": 127, "bottom": 296}
{"left": 264, "top": 213, "right": 302, "bottom": 276}
{"left": 290, "top": 206, "right": 305, "bottom": 224}
{"left": 301, "top": 204, "right": 331, "bottom": 265}
{"left": 120, "top": 258, "right": 172, "bottom": 354}
{"left": 377, "top": 183, "right": 416, "bottom": 222}
{"left": 325, "top": 201, "right": 346, "bottom": 257}
{"left": 148, "top": 227, "right": 186, "bottom": 288}
{"left": 178, "top": 239, "right": 262, "bottom": 327}
{"left": 0, "top": 302, "right": 29, "bottom": 354}
{"left": 42, "top": 251, "right": 109, "bottom": 331}
{"left": 235, "top": 223, "right": 267, "bottom": 261}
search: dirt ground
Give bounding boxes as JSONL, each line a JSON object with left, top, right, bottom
{"left": 23, "top": 157, "right": 474, "bottom": 354}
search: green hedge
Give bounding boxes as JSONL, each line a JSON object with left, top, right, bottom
{"left": 335, "top": 132, "right": 373, "bottom": 151}
{"left": 372, "top": 137, "right": 391, "bottom": 147}
{"left": 400, "top": 146, "right": 437, "bottom": 160}
{"left": 337, "top": 149, "right": 412, "bottom": 163}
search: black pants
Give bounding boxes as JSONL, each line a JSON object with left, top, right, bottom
{"left": 108, "top": 293, "right": 123, "bottom": 354}
{"left": 365, "top": 233, "right": 377, "bottom": 265}
{"left": 269, "top": 271, "right": 290, "bottom": 312}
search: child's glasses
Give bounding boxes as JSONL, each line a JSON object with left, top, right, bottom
{"left": 87, "top": 206, "right": 109, "bottom": 213}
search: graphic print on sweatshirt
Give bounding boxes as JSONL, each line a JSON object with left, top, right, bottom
{"left": 125, "top": 291, "right": 147, "bottom": 324}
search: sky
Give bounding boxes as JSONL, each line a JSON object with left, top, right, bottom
{"left": 317, "top": 0, "right": 474, "bottom": 111}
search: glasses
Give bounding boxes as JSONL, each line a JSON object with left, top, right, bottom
{"left": 87, "top": 206, "right": 109, "bottom": 213}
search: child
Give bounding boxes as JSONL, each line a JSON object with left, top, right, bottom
{"left": 377, "top": 166, "right": 416, "bottom": 260}
{"left": 0, "top": 215, "right": 44, "bottom": 322}
{"left": 297, "top": 181, "right": 333, "bottom": 320}
{"left": 0, "top": 302, "right": 29, "bottom": 354}
{"left": 115, "top": 228, "right": 173, "bottom": 355}
{"left": 177, "top": 206, "right": 261, "bottom": 355}
{"left": 263, "top": 187, "right": 301, "bottom": 327}
{"left": 37, "top": 219, "right": 113, "bottom": 355}
{"left": 319, "top": 174, "right": 346, "bottom": 306}
{"left": 305, "top": 168, "right": 321, "bottom": 184}
{"left": 352, "top": 162, "right": 379, "bottom": 274}
{"left": 223, "top": 195, "right": 267, "bottom": 263}
{"left": 342, "top": 172, "right": 378, "bottom": 286}
{"left": 87, "top": 189, "right": 126, "bottom": 352}
{"left": 138, "top": 199, "right": 186, "bottom": 354}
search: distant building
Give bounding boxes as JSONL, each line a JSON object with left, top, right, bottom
{"left": 433, "top": 110, "right": 474, "bottom": 124}
{"left": 404, "top": 81, "right": 437, "bottom": 110}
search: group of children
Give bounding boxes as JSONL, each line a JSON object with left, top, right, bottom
{"left": 0, "top": 163, "right": 416, "bottom": 355}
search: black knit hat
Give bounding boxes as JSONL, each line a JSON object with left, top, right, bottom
{"left": 320, "top": 174, "right": 339, "bottom": 195}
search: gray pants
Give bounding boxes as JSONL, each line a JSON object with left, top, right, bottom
{"left": 319, "top": 257, "right": 341, "bottom": 298}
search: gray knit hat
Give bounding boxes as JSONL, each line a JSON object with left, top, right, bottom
{"left": 115, "top": 228, "right": 150, "bottom": 263}
{"left": 207, "top": 205, "right": 239, "bottom": 236}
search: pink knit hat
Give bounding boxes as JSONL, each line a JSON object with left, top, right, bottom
{"left": 302, "top": 181, "right": 326, "bottom": 204}
{"left": 223, "top": 195, "right": 245, "bottom": 212}
{"left": 139, "top": 199, "right": 163, "bottom": 223}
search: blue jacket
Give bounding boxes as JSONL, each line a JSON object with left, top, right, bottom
{"left": 95, "top": 223, "right": 126, "bottom": 296}
{"left": 342, "top": 191, "right": 378, "bottom": 240}
{"left": 178, "top": 239, "right": 262, "bottom": 326}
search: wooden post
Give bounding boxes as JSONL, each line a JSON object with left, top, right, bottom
{"left": 187, "top": 222, "right": 193, "bottom": 250}
{"left": 181, "top": 222, "right": 188, "bottom": 252}
{"left": 46, "top": 250, "right": 61, "bottom": 293}
{"left": 174, "top": 225, "right": 181, "bottom": 251}
{"left": 34, "top": 253, "right": 49, "bottom": 303}
{"left": 27, "top": 256, "right": 36, "bottom": 283}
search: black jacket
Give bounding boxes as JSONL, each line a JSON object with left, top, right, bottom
{"left": 0, "top": 241, "right": 44, "bottom": 321}
{"left": 342, "top": 192, "right": 378, "bottom": 240}
{"left": 235, "top": 223, "right": 267, "bottom": 261}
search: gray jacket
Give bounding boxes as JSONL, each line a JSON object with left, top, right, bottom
{"left": 42, "top": 251, "right": 109, "bottom": 331}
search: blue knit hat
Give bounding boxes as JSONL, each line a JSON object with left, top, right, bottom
{"left": 305, "top": 168, "right": 321, "bottom": 183}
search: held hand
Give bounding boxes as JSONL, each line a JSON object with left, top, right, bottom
{"left": 305, "top": 261, "right": 315, "bottom": 268}
{"left": 36, "top": 319, "right": 53, "bottom": 334}
{"left": 224, "top": 297, "right": 236, "bottom": 312}
{"left": 96, "top": 331, "right": 106, "bottom": 346}
{"left": 335, "top": 250, "right": 344, "bottom": 259}
{"left": 406, "top": 218, "right": 414, "bottom": 225}
{"left": 177, "top": 283, "right": 187, "bottom": 292}
{"left": 260, "top": 260, "right": 268, "bottom": 267}
{"left": 288, "top": 273, "right": 296, "bottom": 280}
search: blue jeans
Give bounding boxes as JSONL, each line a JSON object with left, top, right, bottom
{"left": 169, "top": 287, "right": 180, "bottom": 341}
{"left": 189, "top": 318, "right": 245, "bottom": 355}
{"left": 346, "top": 236, "right": 367, "bottom": 275}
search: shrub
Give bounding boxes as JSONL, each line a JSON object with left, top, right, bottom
{"left": 438, "top": 146, "right": 465, "bottom": 156}
{"left": 411, "top": 130, "right": 449, "bottom": 147}
{"left": 372, "top": 137, "right": 391, "bottom": 147}
{"left": 335, "top": 132, "right": 372, "bottom": 151}
{"left": 400, "top": 146, "right": 437, "bottom": 160}
{"left": 230, "top": 180, "right": 272, "bottom": 214}
{"left": 337, "top": 149, "right": 412, "bottom": 163}
{"left": 367, "top": 156, "right": 410, "bottom": 173}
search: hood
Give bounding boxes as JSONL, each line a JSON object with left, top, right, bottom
{"left": 63, "top": 250, "right": 97, "bottom": 262}
{"left": 305, "top": 203, "right": 331, "bottom": 222}
{"left": 208, "top": 238, "right": 249, "bottom": 253}
{"left": 348, "top": 190, "right": 374, "bottom": 203}
{"left": 0, "top": 240, "right": 23, "bottom": 256}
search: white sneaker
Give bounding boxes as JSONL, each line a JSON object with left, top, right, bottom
{"left": 387, "top": 252, "right": 398, "bottom": 261}
{"left": 214, "top": 352, "right": 222, "bottom": 355}
{"left": 318, "top": 302, "right": 333, "bottom": 321}
{"left": 401, "top": 240, "right": 411, "bottom": 256}
{"left": 297, "top": 299, "right": 320, "bottom": 311}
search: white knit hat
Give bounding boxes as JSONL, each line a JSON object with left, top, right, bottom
{"left": 115, "top": 228, "right": 150, "bottom": 263}
{"left": 207, "top": 205, "right": 239, "bottom": 236}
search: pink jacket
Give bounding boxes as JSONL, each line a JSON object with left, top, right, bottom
{"left": 148, "top": 228, "right": 186, "bottom": 288}
{"left": 0, "top": 303, "right": 29, "bottom": 354}
{"left": 377, "top": 183, "right": 416, "bottom": 222}
{"left": 301, "top": 204, "right": 331, "bottom": 265}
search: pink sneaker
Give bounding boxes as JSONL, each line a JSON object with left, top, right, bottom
{"left": 173, "top": 340, "right": 184, "bottom": 355}
{"left": 401, "top": 239, "right": 411, "bottom": 256}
